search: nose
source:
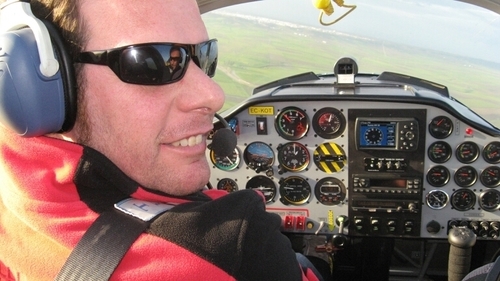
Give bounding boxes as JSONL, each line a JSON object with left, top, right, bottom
{"left": 176, "top": 60, "right": 225, "bottom": 115}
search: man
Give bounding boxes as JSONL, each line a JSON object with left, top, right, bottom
{"left": 0, "top": 0, "right": 321, "bottom": 280}
{"left": 168, "top": 46, "right": 184, "bottom": 80}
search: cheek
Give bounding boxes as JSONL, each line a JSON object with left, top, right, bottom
{"left": 82, "top": 76, "right": 159, "bottom": 147}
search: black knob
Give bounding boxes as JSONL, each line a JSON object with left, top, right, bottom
{"left": 426, "top": 220, "right": 441, "bottom": 234}
{"left": 332, "top": 234, "right": 348, "bottom": 248}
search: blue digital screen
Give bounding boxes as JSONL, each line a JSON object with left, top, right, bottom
{"left": 359, "top": 121, "right": 396, "bottom": 148}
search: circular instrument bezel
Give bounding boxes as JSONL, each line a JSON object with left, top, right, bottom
{"left": 243, "top": 141, "right": 275, "bottom": 172}
{"left": 428, "top": 115, "right": 453, "bottom": 139}
{"left": 427, "top": 141, "right": 452, "bottom": 163}
{"left": 454, "top": 166, "right": 478, "bottom": 188}
{"left": 313, "top": 142, "right": 347, "bottom": 174}
{"left": 246, "top": 175, "right": 277, "bottom": 203}
{"left": 277, "top": 142, "right": 310, "bottom": 172}
{"left": 450, "top": 189, "right": 476, "bottom": 211}
{"left": 479, "top": 189, "right": 500, "bottom": 212}
{"left": 274, "top": 106, "right": 309, "bottom": 140}
{"left": 210, "top": 147, "right": 240, "bottom": 171}
{"left": 483, "top": 141, "right": 500, "bottom": 164}
{"left": 216, "top": 178, "right": 239, "bottom": 193}
{"left": 312, "top": 107, "right": 346, "bottom": 139}
{"left": 426, "top": 165, "right": 450, "bottom": 187}
{"left": 456, "top": 141, "right": 480, "bottom": 164}
{"left": 480, "top": 166, "right": 500, "bottom": 188}
{"left": 425, "top": 189, "right": 449, "bottom": 210}
{"left": 279, "top": 176, "right": 311, "bottom": 205}
{"left": 314, "top": 177, "right": 346, "bottom": 205}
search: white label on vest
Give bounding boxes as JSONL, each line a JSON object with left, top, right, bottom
{"left": 114, "top": 198, "right": 176, "bottom": 221}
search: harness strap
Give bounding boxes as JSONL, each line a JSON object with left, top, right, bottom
{"left": 55, "top": 198, "right": 175, "bottom": 281}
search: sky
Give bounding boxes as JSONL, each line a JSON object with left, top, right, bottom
{"left": 215, "top": 0, "right": 500, "bottom": 63}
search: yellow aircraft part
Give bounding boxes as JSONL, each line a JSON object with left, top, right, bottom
{"left": 313, "top": 142, "right": 347, "bottom": 173}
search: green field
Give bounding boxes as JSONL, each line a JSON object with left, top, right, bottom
{"left": 203, "top": 13, "right": 500, "bottom": 127}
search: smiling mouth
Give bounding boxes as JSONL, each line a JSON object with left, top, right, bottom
{"left": 171, "top": 134, "right": 203, "bottom": 147}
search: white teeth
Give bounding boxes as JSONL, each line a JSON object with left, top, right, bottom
{"left": 172, "top": 134, "right": 203, "bottom": 147}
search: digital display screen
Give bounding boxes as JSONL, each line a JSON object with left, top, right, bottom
{"left": 358, "top": 121, "right": 396, "bottom": 148}
{"left": 369, "top": 178, "right": 407, "bottom": 188}
{"left": 353, "top": 200, "right": 399, "bottom": 208}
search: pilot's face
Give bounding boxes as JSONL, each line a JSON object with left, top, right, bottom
{"left": 169, "top": 49, "right": 181, "bottom": 69}
{"left": 72, "top": 0, "right": 225, "bottom": 195}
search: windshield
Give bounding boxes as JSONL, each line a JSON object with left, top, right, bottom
{"left": 202, "top": 0, "right": 500, "bottom": 127}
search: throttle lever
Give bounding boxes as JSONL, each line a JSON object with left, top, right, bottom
{"left": 448, "top": 226, "right": 477, "bottom": 281}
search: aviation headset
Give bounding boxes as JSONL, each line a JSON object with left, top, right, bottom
{"left": 0, "top": 0, "right": 76, "bottom": 137}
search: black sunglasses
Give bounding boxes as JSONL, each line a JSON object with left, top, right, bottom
{"left": 75, "top": 39, "right": 218, "bottom": 85}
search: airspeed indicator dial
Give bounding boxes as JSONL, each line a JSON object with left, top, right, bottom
{"left": 210, "top": 148, "right": 240, "bottom": 171}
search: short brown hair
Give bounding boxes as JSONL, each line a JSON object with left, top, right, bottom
{"left": 30, "top": 0, "right": 86, "bottom": 65}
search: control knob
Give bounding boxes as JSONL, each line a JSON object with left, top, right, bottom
{"left": 426, "top": 220, "right": 441, "bottom": 234}
{"left": 408, "top": 203, "right": 417, "bottom": 213}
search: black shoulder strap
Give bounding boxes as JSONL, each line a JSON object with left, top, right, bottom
{"left": 55, "top": 198, "right": 175, "bottom": 281}
{"left": 54, "top": 208, "right": 148, "bottom": 281}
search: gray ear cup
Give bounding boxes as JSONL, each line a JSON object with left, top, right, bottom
{"left": 0, "top": 14, "right": 76, "bottom": 137}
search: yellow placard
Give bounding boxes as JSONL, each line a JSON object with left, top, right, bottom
{"left": 249, "top": 106, "right": 274, "bottom": 115}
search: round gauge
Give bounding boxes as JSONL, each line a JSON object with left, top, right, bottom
{"left": 429, "top": 116, "right": 453, "bottom": 139}
{"left": 210, "top": 148, "right": 240, "bottom": 171}
{"left": 426, "top": 165, "right": 450, "bottom": 187}
{"left": 313, "top": 142, "right": 347, "bottom": 173}
{"left": 428, "top": 141, "right": 452, "bottom": 163}
{"left": 483, "top": 141, "right": 500, "bottom": 164}
{"left": 456, "top": 141, "right": 480, "bottom": 164}
{"left": 451, "top": 189, "right": 476, "bottom": 211}
{"left": 217, "top": 178, "right": 238, "bottom": 193}
{"left": 454, "top": 166, "right": 478, "bottom": 187}
{"left": 425, "top": 190, "right": 449, "bottom": 210}
{"left": 363, "top": 127, "right": 383, "bottom": 145}
{"left": 277, "top": 142, "right": 310, "bottom": 172}
{"left": 314, "top": 177, "right": 346, "bottom": 205}
{"left": 479, "top": 189, "right": 500, "bottom": 211}
{"left": 480, "top": 166, "right": 500, "bottom": 188}
{"left": 243, "top": 142, "right": 275, "bottom": 172}
{"left": 275, "top": 107, "right": 309, "bottom": 140}
{"left": 246, "top": 175, "right": 277, "bottom": 203}
{"left": 279, "top": 176, "right": 311, "bottom": 205}
{"left": 312, "top": 107, "right": 346, "bottom": 139}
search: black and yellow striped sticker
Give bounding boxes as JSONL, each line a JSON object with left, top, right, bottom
{"left": 313, "top": 143, "right": 347, "bottom": 173}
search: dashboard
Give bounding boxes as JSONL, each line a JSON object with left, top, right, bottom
{"left": 206, "top": 58, "right": 500, "bottom": 242}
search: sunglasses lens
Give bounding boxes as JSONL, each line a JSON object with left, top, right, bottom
{"left": 197, "top": 40, "right": 218, "bottom": 78}
{"left": 118, "top": 45, "right": 188, "bottom": 85}
{"left": 86, "top": 40, "right": 219, "bottom": 85}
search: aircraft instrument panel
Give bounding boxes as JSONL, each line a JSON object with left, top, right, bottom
{"left": 206, "top": 58, "right": 500, "bottom": 241}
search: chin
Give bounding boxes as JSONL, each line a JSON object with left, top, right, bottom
{"left": 175, "top": 165, "right": 211, "bottom": 193}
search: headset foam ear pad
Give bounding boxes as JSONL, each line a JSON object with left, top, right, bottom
{"left": 0, "top": 27, "right": 67, "bottom": 137}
